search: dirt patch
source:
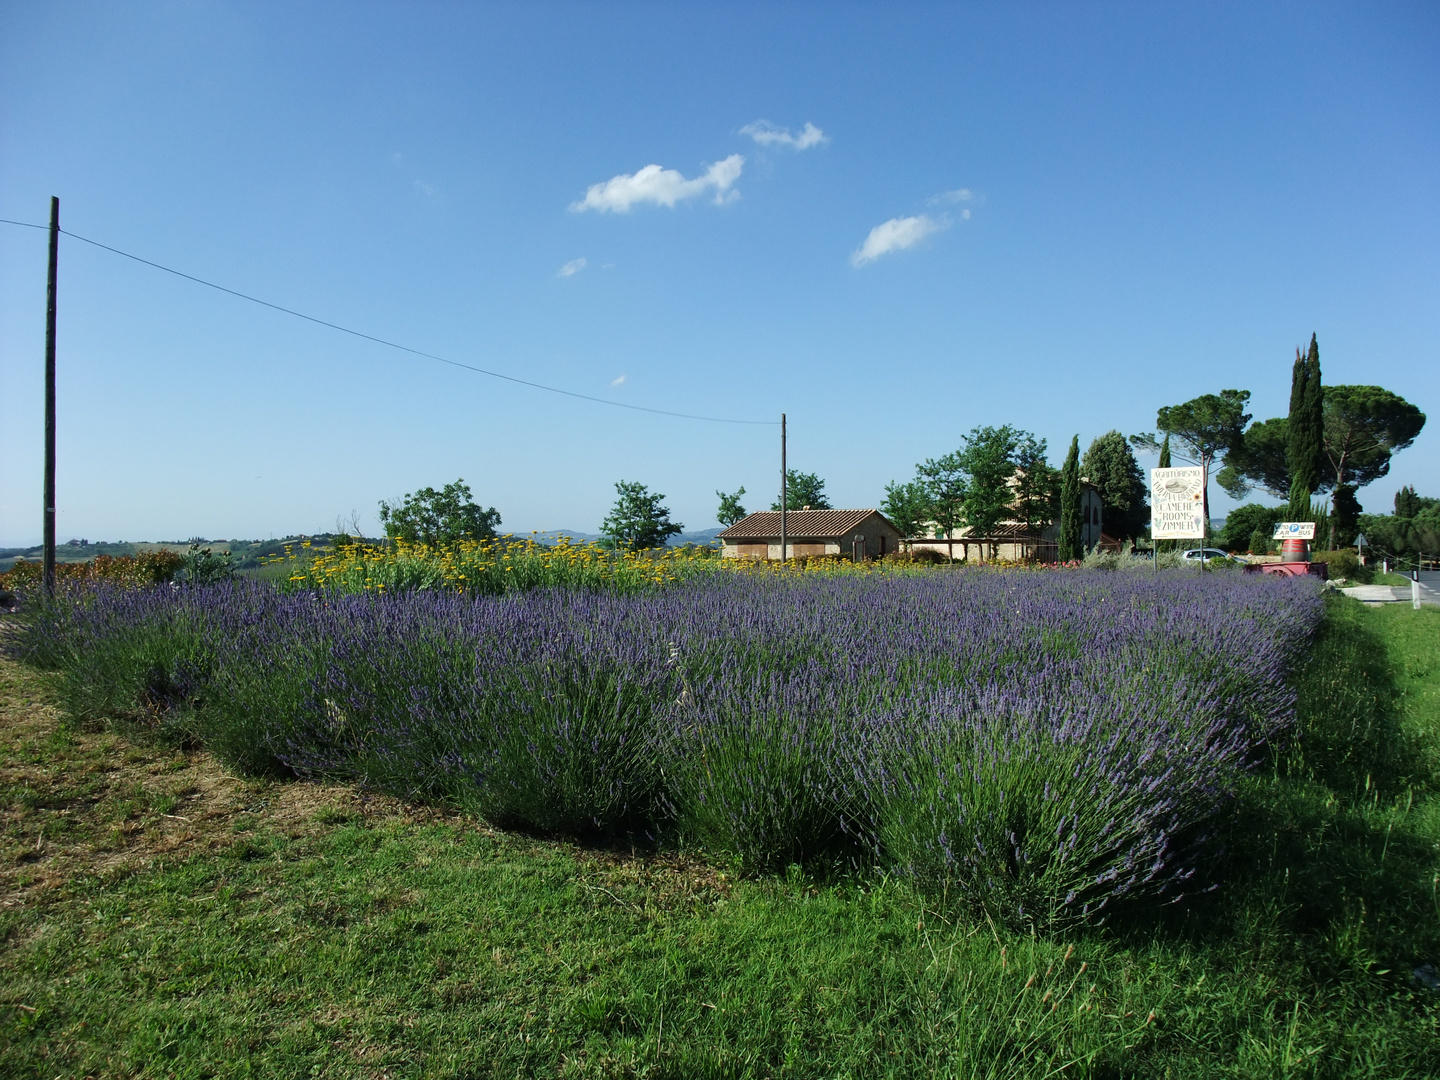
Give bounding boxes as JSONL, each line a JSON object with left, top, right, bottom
{"left": 0, "top": 650, "right": 461, "bottom": 914}
{"left": 0, "top": 647, "right": 728, "bottom": 917}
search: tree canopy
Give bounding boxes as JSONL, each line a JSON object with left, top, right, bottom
{"left": 1082, "top": 431, "right": 1147, "bottom": 541}
{"left": 1215, "top": 384, "right": 1425, "bottom": 525}
{"left": 1217, "top": 416, "right": 1293, "bottom": 501}
{"left": 1395, "top": 485, "right": 1440, "bottom": 520}
{"left": 1012, "top": 434, "right": 1059, "bottom": 538}
{"left": 1217, "top": 503, "right": 1284, "bottom": 553}
{"left": 715, "top": 487, "right": 747, "bottom": 528}
{"left": 770, "top": 470, "right": 831, "bottom": 511}
{"left": 377, "top": 479, "right": 501, "bottom": 547}
{"left": 880, "top": 480, "right": 931, "bottom": 547}
{"left": 600, "top": 481, "right": 683, "bottom": 551}
{"left": 915, "top": 448, "right": 970, "bottom": 559}
{"left": 1321, "top": 385, "right": 1426, "bottom": 490}
{"left": 1134, "top": 389, "right": 1251, "bottom": 535}
{"left": 918, "top": 425, "right": 1025, "bottom": 560}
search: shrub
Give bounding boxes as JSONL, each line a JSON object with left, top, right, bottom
{"left": 1312, "top": 548, "right": 1362, "bottom": 582}
{"left": 10, "top": 570, "right": 1323, "bottom": 927}
{"left": 0, "top": 550, "right": 183, "bottom": 601}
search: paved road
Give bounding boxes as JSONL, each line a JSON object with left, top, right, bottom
{"left": 1341, "top": 569, "right": 1440, "bottom": 607}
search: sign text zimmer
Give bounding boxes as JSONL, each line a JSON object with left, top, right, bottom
{"left": 1150, "top": 466, "right": 1206, "bottom": 540}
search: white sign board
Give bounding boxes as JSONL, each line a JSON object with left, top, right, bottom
{"left": 1150, "top": 467, "right": 1206, "bottom": 540}
{"left": 1272, "top": 521, "right": 1317, "bottom": 541}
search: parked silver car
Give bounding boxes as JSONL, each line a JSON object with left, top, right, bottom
{"left": 1182, "top": 548, "right": 1241, "bottom": 563}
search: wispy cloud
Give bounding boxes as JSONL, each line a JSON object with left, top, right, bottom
{"left": 740, "top": 120, "right": 828, "bottom": 150}
{"left": 570, "top": 155, "right": 745, "bottom": 213}
{"left": 851, "top": 189, "right": 977, "bottom": 267}
{"left": 929, "top": 188, "right": 974, "bottom": 205}
{"left": 611, "top": 374, "right": 627, "bottom": 387}
{"left": 850, "top": 214, "right": 946, "bottom": 267}
{"left": 558, "top": 257, "right": 587, "bottom": 277}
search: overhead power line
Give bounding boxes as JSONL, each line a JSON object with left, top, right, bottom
{"left": 0, "top": 217, "right": 777, "bottom": 426}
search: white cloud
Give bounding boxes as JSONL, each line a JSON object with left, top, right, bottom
{"left": 413, "top": 179, "right": 437, "bottom": 199}
{"left": 558, "top": 257, "right": 587, "bottom": 277}
{"left": 611, "top": 374, "right": 627, "bottom": 386}
{"left": 850, "top": 214, "right": 946, "bottom": 267}
{"left": 740, "top": 120, "right": 828, "bottom": 150}
{"left": 929, "top": 188, "right": 974, "bottom": 205}
{"left": 570, "top": 155, "right": 745, "bottom": 212}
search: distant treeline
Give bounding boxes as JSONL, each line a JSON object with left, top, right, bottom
{"left": 0, "top": 535, "right": 373, "bottom": 573}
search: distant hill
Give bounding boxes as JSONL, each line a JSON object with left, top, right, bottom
{"left": 0, "top": 535, "right": 372, "bottom": 573}
{"left": 2, "top": 527, "right": 724, "bottom": 573}
{"left": 668, "top": 528, "right": 723, "bottom": 547}
{"left": 514, "top": 529, "right": 720, "bottom": 548}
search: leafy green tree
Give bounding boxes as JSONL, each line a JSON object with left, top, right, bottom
{"left": 716, "top": 487, "right": 747, "bottom": 528}
{"left": 1358, "top": 512, "right": 1440, "bottom": 568}
{"left": 1287, "top": 335, "right": 1325, "bottom": 519}
{"left": 1217, "top": 503, "right": 1284, "bottom": 552}
{"left": 1058, "top": 436, "right": 1082, "bottom": 561}
{"left": 770, "top": 470, "right": 831, "bottom": 511}
{"left": 600, "top": 481, "right": 683, "bottom": 551}
{"left": 1012, "top": 434, "right": 1059, "bottom": 538}
{"left": 915, "top": 452, "right": 968, "bottom": 561}
{"left": 378, "top": 479, "right": 501, "bottom": 547}
{"left": 881, "top": 480, "right": 931, "bottom": 551}
{"left": 1393, "top": 485, "right": 1439, "bottom": 520}
{"left": 1082, "top": 431, "right": 1146, "bottom": 541}
{"left": 1133, "top": 390, "right": 1252, "bottom": 538}
{"left": 954, "top": 425, "right": 1022, "bottom": 561}
{"left": 1331, "top": 484, "right": 1362, "bottom": 549}
{"left": 1213, "top": 385, "right": 1425, "bottom": 547}
{"left": 1321, "top": 385, "right": 1426, "bottom": 491}
{"left": 1321, "top": 386, "right": 1425, "bottom": 550}
{"left": 1217, "top": 416, "right": 1292, "bottom": 501}
{"left": 1157, "top": 432, "right": 1171, "bottom": 469}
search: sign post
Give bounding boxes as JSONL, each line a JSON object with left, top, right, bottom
{"left": 1150, "top": 467, "right": 1206, "bottom": 569}
{"left": 1272, "top": 521, "right": 1317, "bottom": 564}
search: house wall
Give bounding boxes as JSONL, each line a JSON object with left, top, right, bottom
{"left": 719, "top": 514, "right": 902, "bottom": 561}
{"left": 908, "top": 537, "right": 1057, "bottom": 563}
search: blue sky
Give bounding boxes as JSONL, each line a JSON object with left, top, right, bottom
{"left": 2, "top": 2, "right": 1436, "bottom": 545}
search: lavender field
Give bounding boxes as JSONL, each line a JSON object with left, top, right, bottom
{"left": 15, "top": 569, "right": 1325, "bottom": 925}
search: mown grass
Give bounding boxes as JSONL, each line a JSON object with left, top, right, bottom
{"left": 1, "top": 596, "right": 1438, "bottom": 1078}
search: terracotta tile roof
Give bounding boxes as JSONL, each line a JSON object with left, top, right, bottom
{"left": 718, "top": 509, "right": 896, "bottom": 540}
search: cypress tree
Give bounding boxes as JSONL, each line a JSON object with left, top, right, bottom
{"left": 1059, "top": 435, "right": 1082, "bottom": 561}
{"left": 1286, "top": 334, "right": 1323, "bottom": 519}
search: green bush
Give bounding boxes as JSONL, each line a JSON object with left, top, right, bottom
{"left": 1312, "top": 548, "right": 1363, "bottom": 582}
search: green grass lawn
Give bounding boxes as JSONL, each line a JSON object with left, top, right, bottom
{"left": 2, "top": 597, "right": 1438, "bottom": 1078}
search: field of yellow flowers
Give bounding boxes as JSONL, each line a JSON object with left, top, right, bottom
{"left": 274, "top": 536, "right": 917, "bottom": 595}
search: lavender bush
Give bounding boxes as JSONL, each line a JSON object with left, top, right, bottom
{"left": 9, "top": 569, "right": 1324, "bottom": 924}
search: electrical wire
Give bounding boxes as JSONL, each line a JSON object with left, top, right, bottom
{"left": 0, "top": 217, "right": 778, "bottom": 426}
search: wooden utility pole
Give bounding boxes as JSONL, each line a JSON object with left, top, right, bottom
{"left": 43, "top": 197, "right": 59, "bottom": 597}
{"left": 780, "top": 413, "right": 787, "bottom": 564}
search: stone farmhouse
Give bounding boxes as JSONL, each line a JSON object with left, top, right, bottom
{"left": 908, "top": 481, "right": 1114, "bottom": 563}
{"left": 718, "top": 509, "right": 903, "bottom": 561}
